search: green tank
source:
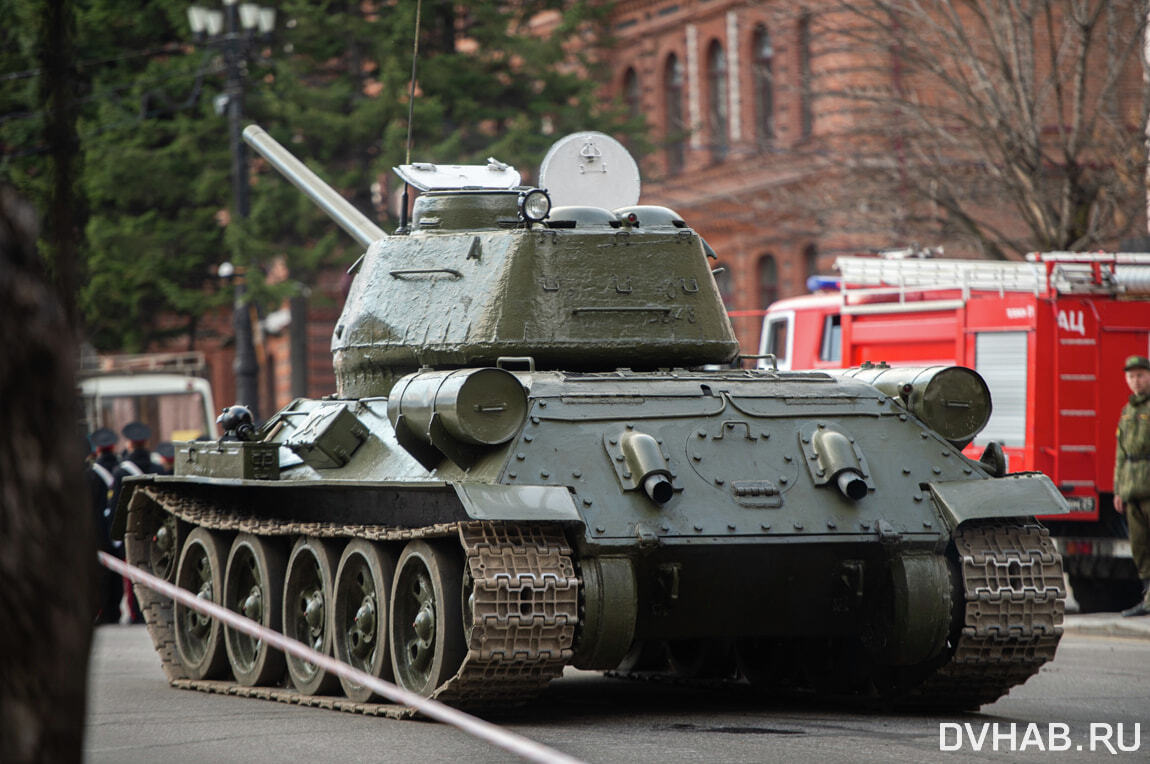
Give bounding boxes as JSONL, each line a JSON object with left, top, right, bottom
{"left": 115, "top": 126, "right": 1067, "bottom": 713}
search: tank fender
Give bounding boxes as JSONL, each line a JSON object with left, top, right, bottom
{"left": 110, "top": 476, "right": 155, "bottom": 540}
{"left": 927, "top": 472, "right": 1071, "bottom": 530}
{"left": 572, "top": 557, "right": 638, "bottom": 670}
{"left": 452, "top": 483, "right": 582, "bottom": 522}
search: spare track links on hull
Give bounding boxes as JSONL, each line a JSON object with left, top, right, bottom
{"left": 124, "top": 485, "right": 578, "bottom": 717}
{"left": 907, "top": 520, "right": 1064, "bottom": 710}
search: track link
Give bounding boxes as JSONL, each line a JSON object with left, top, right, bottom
{"left": 906, "top": 520, "right": 1064, "bottom": 709}
{"left": 124, "top": 485, "right": 578, "bottom": 716}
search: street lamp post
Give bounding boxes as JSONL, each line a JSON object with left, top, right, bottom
{"left": 187, "top": 0, "right": 276, "bottom": 422}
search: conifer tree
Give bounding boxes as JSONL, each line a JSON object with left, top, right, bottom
{"left": 0, "top": 0, "right": 633, "bottom": 352}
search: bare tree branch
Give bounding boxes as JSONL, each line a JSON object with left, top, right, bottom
{"left": 800, "top": 0, "right": 1150, "bottom": 257}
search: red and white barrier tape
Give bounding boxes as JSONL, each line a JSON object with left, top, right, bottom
{"left": 98, "top": 551, "right": 583, "bottom": 764}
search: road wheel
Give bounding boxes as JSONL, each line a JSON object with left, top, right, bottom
{"left": 174, "top": 527, "right": 229, "bottom": 679}
{"left": 333, "top": 540, "right": 396, "bottom": 702}
{"left": 223, "top": 533, "right": 286, "bottom": 686}
{"left": 283, "top": 537, "right": 341, "bottom": 695}
{"left": 147, "top": 511, "right": 184, "bottom": 582}
{"left": 389, "top": 540, "right": 466, "bottom": 697}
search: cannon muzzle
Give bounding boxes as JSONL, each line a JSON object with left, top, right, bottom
{"left": 242, "top": 124, "right": 387, "bottom": 248}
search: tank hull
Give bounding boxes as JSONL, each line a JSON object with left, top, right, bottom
{"left": 118, "top": 368, "right": 1066, "bottom": 712}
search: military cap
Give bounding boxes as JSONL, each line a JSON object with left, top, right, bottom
{"left": 122, "top": 421, "right": 152, "bottom": 442}
{"left": 156, "top": 441, "right": 175, "bottom": 460}
{"left": 1124, "top": 355, "right": 1150, "bottom": 372}
{"left": 90, "top": 427, "right": 117, "bottom": 448}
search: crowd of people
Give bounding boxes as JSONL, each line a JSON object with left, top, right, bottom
{"left": 83, "top": 421, "right": 174, "bottom": 625}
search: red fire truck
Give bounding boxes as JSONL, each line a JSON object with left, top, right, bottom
{"left": 758, "top": 253, "right": 1150, "bottom": 611}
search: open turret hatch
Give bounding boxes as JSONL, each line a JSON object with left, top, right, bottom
{"left": 394, "top": 159, "right": 521, "bottom": 191}
{"left": 539, "top": 131, "right": 641, "bottom": 210}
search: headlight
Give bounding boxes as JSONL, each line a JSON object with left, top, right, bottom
{"left": 519, "top": 188, "right": 551, "bottom": 222}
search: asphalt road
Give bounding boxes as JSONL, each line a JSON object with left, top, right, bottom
{"left": 84, "top": 625, "right": 1150, "bottom": 764}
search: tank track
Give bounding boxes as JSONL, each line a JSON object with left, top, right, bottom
{"left": 903, "top": 519, "right": 1064, "bottom": 709}
{"left": 124, "top": 485, "right": 578, "bottom": 717}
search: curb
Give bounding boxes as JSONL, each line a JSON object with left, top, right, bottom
{"left": 1062, "top": 613, "right": 1150, "bottom": 640}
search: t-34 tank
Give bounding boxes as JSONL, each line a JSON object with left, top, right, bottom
{"left": 116, "top": 126, "right": 1067, "bottom": 713}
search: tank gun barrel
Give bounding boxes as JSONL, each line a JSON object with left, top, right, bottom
{"left": 242, "top": 125, "right": 387, "bottom": 248}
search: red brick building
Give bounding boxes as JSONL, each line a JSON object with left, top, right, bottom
{"left": 602, "top": 1, "right": 846, "bottom": 352}
{"left": 598, "top": 0, "right": 1147, "bottom": 354}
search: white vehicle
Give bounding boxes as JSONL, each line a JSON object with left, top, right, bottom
{"left": 79, "top": 352, "right": 218, "bottom": 444}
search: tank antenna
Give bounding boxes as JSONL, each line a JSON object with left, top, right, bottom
{"left": 398, "top": 0, "right": 423, "bottom": 234}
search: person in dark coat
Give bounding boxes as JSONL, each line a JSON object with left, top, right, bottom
{"left": 111, "top": 422, "right": 162, "bottom": 623}
{"left": 86, "top": 428, "right": 122, "bottom": 624}
{"left": 155, "top": 441, "right": 175, "bottom": 475}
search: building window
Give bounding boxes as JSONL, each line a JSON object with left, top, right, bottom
{"left": 758, "top": 254, "right": 778, "bottom": 307}
{"left": 803, "top": 244, "right": 819, "bottom": 284}
{"left": 623, "top": 67, "right": 641, "bottom": 119}
{"left": 707, "top": 40, "right": 728, "bottom": 161}
{"left": 664, "top": 54, "right": 685, "bottom": 174}
{"left": 799, "top": 12, "right": 813, "bottom": 139}
{"left": 752, "top": 25, "right": 774, "bottom": 146}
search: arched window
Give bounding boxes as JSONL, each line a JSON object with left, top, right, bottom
{"left": 758, "top": 254, "right": 778, "bottom": 307}
{"left": 623, "top": 67, "right": 641, "bottom": 119}
{"left": 707, "top": 40, "right": 728, "bottom": 161}
{"left": 752, "top": 25, "right": 774, "bottom": 146}
{"left": 664, "top": 54, "right": 685, "bottom": 174}
{"left": 803, "top": 243, "right": 819, "bottom": 283}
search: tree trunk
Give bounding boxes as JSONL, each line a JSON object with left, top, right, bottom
{"left": 0, "top": 1, "right": 93, "bottom": 759}
{"left": 0, "top": 187, "right": 94, "bottom": 763}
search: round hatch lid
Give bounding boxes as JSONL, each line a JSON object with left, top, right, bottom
{"left": 539, "top": 132, "right": 640, "bottom": 210}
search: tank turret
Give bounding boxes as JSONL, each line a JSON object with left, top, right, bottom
{"left": 243, "top": 126, "right": 739, "bottom": 396}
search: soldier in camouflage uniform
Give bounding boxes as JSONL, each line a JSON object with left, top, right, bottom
{"left": 1115, "top": 354, "right": 1150, "bottom": 617}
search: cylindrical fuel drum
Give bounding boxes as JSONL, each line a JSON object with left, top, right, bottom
{"left": 387, "top": 368, "right": 528, "bottom": 446}
{"left": 836, "top": 365, "right": 992, "bottom": 447}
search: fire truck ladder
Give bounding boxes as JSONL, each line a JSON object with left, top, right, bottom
{"left": 834, "top": 256, "right": 1045, "bottom": 315}
{"left": 834, "top": 253, "right": 1150, "bottom": 315}
{"left": 1028, "top": 252, "right": 1150, "bottom": 296}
